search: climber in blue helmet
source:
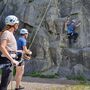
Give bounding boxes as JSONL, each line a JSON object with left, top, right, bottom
{"left": 65, "top": 16, "right": 81, "bottom": 45}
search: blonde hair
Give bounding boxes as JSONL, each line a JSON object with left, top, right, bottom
{"left": 1, "top": 25, "right": 15, "bottom": 35}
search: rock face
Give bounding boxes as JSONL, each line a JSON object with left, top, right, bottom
{"left": 0, "top": 0, "right": 90, "bottom": 79}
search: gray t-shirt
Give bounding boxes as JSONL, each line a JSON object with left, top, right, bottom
{"left": 0, "top": 30, "right": 17, "bottom": 52}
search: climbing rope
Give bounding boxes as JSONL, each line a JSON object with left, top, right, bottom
{"left": 28, "top": 0, "right": 52, "bottom": 49}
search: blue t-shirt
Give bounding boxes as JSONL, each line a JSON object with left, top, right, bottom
{"left": 17, "top": 37, "right": 26, "bottom": 50}
{"left": 67, "top": 22, "right": 75, "bottom": 34}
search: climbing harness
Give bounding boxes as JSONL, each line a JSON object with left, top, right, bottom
{"left": 0, "top": 63, "right": 11, "bottom": 69}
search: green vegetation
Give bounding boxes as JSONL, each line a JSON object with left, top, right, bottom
{"left": 67, "top": 75, "right": 88, "bottom": 84}
{"left": 29, "top": 72, "right": 59, "bottom": 78}
{"left": 13, "top": 67, "right": 16, "bottom": 76}
{"left": 0, "top": 68, "right": 16, "bottom": 76}
{"left": 30, "top": 72, "right": 41, "bottom": 77}
{"left": 0, "top": 69, "right": 2, "bottom": 75}
{"left": 67, "top": 75, "right": 86, "bottom": 81}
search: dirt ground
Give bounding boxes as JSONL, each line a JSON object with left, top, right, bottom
{"left": 7, "top": 76, "right": 90, "bottom": 90}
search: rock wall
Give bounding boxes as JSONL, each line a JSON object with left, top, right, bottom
{"left": 0, "top": 0, "right": 90, "bottom": 79}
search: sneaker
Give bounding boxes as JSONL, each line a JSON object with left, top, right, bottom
{"left": 19, "top": 85, "right": 24, "bottom": 89}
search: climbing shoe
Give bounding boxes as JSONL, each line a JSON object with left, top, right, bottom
{"left": 15, "top": 88, "right": 20, "bottom": 90}
{"left": 19, "top": 85, "right": 24, "bottom": 89}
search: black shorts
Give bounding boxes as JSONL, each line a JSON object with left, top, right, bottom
{"left": 16, "top": 53, "right": 24, "bottom": 66}
{"left": 0, "top": 56, "right": 11, "bottom": 64}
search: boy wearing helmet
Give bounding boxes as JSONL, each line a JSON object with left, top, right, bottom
{"left": 0, "top": 15, "right": 19, "bottom": 90}
{"left": 15, "top": 28, "right": 32, "bottom": 90}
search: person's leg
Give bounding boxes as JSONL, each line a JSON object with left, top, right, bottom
{"left": 15, "top": 65, "right": 24, "bottom": 89}
{"left": 73, "top": 33, "right": 78, "bottom": 43}
{"left": 67, "top": 33, "right": 72, "bottom": 45}
{"left": 0, "top": 65, "right": 13, "bottom": 90}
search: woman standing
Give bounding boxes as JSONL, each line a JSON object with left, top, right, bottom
{"left": 0, "top": 15, "right": 20, "bottom": 90}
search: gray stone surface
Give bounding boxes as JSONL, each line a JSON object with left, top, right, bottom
{"left": 0, "top": 0, "right": 90, "bottom": 79}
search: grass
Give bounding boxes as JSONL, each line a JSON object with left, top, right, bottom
{"left": 67, "top": 75, "right": 88, "bottom": 84}
{"left": 13, "top": 67, "right": 16, "bottom": 76}
{"left": 0, "top": 69, "right": 2, "bottom": 75}
{"left": 0, "top": 68, "right": 16, "bottom": 76}
{"left": 67, "top": 75, "right": 86, "bottom": 81}
{"left": 29, "top": 72, "right": 59, "bottom": 78}
{"left": 72, "top": 76, "right": 85, "bottom": 81}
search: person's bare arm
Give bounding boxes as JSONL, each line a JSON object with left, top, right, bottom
{"left": 23, "top": 46, "right": 32, "bottom": 54}
{"left": 22, "top": 46, "right": 32, "bottom": 60}
{"left": 76, "top": 22, "right": 81, "bottom": 27}
{"left": 64, "top": 21, "right": 68, "bottom": 31}
{"left": 75, "top": 20, "right": 81, "bottom": 27}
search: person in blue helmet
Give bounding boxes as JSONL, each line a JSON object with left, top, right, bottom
{"left": 65, "top": 16, "right": 81, "bottom": 45}
{"left": 15, "top": 28, "right": 32, "bottom": 90}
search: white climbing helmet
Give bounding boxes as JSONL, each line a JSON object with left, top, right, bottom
{"left": 5, "top": 15, "right": 19, "bottom": 25}
{"left": 20, "top": 28, "right": 28, "bottom": 34}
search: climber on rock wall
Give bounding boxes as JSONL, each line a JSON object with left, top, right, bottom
{"left": 64, "top": 16, "right": 81, "bottom": 45}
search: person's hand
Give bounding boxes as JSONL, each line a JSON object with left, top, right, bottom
{"left": 12, "top": 59, "right": 19, "bottom": 66}
{"left": 23, "top": 54, "right": 31, "bottom": 60}
{"left": 27, "top": 50, "right": 32, "bottom": 55}
{"left": 25, "top": 55, "right": 31, "bottom": 60}
{"left": 29, "top": 51, "right": 32, "bottom": 55}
